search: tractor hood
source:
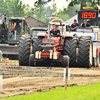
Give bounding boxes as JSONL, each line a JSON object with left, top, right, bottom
{"left": 42, "top": 37, "right": 60, "bottom": 44}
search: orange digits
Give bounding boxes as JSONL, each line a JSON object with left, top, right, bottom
{"left": 81, "top": 12, "right": 96, "bottom": 19}
{"left": 92, "top": 12, "right": 96, "bottom": 19}
{"left": 84, "top": 12, "right": 88, "bottom": 18}
{"left": 88, "top": 12, "right": 92, "bottom": 18}
{"left": 82, "top": 12, "right": 84, "bottom": 18}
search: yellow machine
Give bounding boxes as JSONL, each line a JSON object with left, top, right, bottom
{"left": 0, "top": 15, "right": 27, "bottom": 59}
{"left": 8, "top": 16, "right": 27, "bottom": 44}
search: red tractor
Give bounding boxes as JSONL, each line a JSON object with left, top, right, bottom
{"left": 18, "top": 18, "right": 71, "bottom": 67}
{"left": 29, "top": 18, "right": 70, "bottom": 67}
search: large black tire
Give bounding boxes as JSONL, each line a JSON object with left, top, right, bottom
{"left": 77, "top": 36, "right": 93, "bottom": 67}
{"left": 19, "top": 34, "right": 32, "bottom": 66}
{"left": 33, "top": 37, "right": 43, "bottom": 54}
{"left": 63, "top": 55, "right": 69, "bottom": 67}
{"left": 64, "top": 37, "right": 77, "bottom": 67}
{"left": 29, "top": 54, "right": 35, "bottom": 66}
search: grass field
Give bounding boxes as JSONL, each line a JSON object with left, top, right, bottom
{"left": 9, "top": 60, "right": 18, "bottom": 62}
{"left": 0, "top": 82, "right": 100, "bottom": 100}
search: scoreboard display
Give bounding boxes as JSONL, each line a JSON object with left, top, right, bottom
{"left": 78, "top": 10, "right": 98, "bottom": 20}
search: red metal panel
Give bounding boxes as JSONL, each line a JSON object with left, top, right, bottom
{"left": 96, "top": 47, "right": 100, "bottom": 57}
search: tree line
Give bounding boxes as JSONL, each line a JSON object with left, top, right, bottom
{"left": 0, "top": 0, "right": 70, "bottom": 22}
{"left": 0, "top": 0, "right": 99, "bottom": 22}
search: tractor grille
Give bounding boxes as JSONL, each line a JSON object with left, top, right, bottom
{"left": 42, "top": 39, "right": 54, "bottom": 43}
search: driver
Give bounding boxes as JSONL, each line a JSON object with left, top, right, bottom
{"left": 14, "top": 22, "right": 21, "bottom": 35}
{"left": 15, "top": 22, "right": 21, "bottom": 30}
{"left": 50, "top": 24, "right": 60, "bottom": 37}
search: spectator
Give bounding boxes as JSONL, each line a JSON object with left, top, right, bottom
{"left": 82, "top": 19, "right": 90, "bottom": 27}
{"left": 71, "top": 19, "right": 79, "bottom": 31}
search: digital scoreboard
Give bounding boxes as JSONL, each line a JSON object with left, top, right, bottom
{"left": 78, "top": 10, "right": 98, "bottom": 20}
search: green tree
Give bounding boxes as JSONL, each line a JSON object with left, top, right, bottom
{"left": 31, "top": 1, "right": 46, "bottom": 22}
{"left": 51, "top": 2, "right": 70, "bottom": 21}
{"left": 11, "top": 0, "right": 26, "bottom": 17}
{"left": 68, "top": 0, "right": 100, "bottom": 8}
{"left": 57, "top": 9, "right": 69, "bottom": 21}
{"left": 52, "top": 2, "right": 58, "bottom": 16}
{"left": 0, "top": 0, "right": 71, "bottom": 22}
{"left": 0, "top": 0, "right": 29, "bottom": 17}
{"left": 24, "top": 4, "right": 32, "bottom": 16}
{"left": 45, "top": 6, "right": 52, "bottom": 17}
{"left": 65, "top": 4, "right": 80, "bottom": 18}
{"left": 0, "top": 0, "right": 13, "bottom": 17}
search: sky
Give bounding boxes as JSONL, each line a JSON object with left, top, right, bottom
{"left": 22, "top": 0, "right": 71, "bottom": 10}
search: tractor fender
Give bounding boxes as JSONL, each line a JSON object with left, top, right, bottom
{"left": 64, "top": 33, "right": 73, "bottom": 38}
{"left": 37, "top": 33, "right": 47, "bottom": 38}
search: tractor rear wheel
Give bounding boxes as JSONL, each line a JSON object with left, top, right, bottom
{"left": 64, "top": 37, "right": 77, "bottom": 67}
{"left": 77, "top": 36, "right": 93, "bottom": 67}
{"left": 19, "top": 34, "right": 32, "bottom": 66}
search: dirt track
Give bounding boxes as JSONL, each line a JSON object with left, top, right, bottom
{"left": 0, "top": 62, "right": 100, "bottom": 97}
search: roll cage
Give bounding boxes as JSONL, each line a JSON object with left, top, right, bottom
{"left": 48, "top": 18, "right": 66, "bottom": 38}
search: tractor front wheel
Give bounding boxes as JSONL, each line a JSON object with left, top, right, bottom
{"left": 63, "top": 55, "right": 69, "bottom": 67}
{"left": 29, "top": 54, "right": 35, "bottom": 66}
